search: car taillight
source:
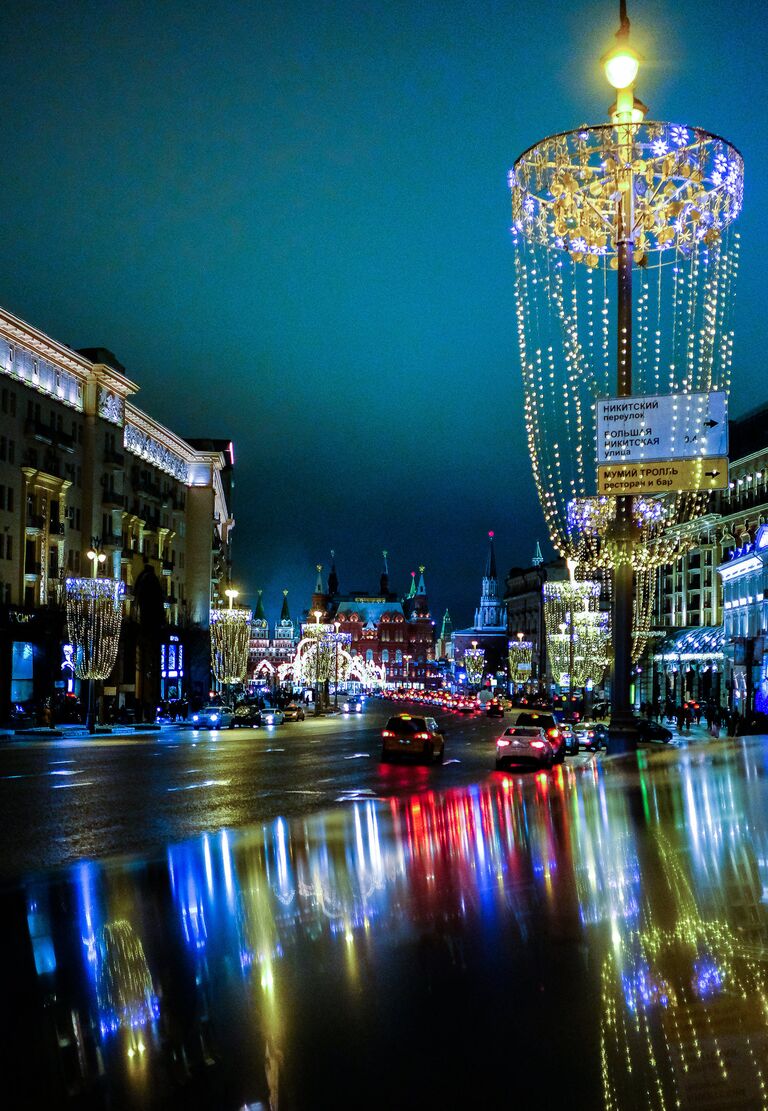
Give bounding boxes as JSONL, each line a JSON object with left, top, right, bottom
{"left": 547, "top": 728, "right": 559, "bottom": 738}
{"left": 497, "top": 739, "right": 511, "bottom": 747}
{"left": 531, "top": 741, "right": 546, "bottom": 749}
{"left": 415, "top": 732, "right": 429, "bottom": 739}
{"left": 382, "top": 730, "right": 394, "bottom": 738}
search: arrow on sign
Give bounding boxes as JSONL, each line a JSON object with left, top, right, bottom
{"left": 704, "top": 469, "right": 721, "bottom": 478}
{"left": 703, "top": 419, "right": 719, "bottom": 429}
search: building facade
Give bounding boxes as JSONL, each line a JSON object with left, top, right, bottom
{"left": 304, "top": 554, "right": 436, "bottom": 687}
{"left": 247, "top": 590, "right": 300, "bottom": 685}
{"left": 0, "top": 305, "right": 234, "bottom": 722}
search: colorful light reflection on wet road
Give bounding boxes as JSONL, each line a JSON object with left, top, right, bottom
{"left": 6, "top": 738, "right": 768, "bottom": 1109}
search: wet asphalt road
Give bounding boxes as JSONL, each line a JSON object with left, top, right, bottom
{"left": 5, "top": 733, "right": 768, "bottom": 1109}
{"left": 0, "top": 701, "right": 596, "bottom": 878}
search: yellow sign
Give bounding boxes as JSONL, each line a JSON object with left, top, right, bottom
{"left": 597, "top": 456, "right": 728, "bottom": 495}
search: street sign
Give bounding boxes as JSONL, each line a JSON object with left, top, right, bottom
{"left": 596, "top": 391, "right": 728, "bottom": 465}
{"left": 597, "top": 456, "right": 729, "bottom": 496}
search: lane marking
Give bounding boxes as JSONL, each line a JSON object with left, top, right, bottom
{"left": 53, "top": 781, "right": 94, "bottom": 789}
{"left": 167, "top": 779, "right": 231, "bottom": 792}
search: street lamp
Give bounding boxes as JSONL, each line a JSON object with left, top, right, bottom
{"left": 509, "top": 0, "right": 743, "bottom": 756}
{"left": 333, "top": 620, "right": 340, "bottom": 710}
{"left": 86, "top": 548, "right": 107, "bottom": 579}
{"left": 225, "top": 587, "right": 239, "bottom": 610}
{"left": 313, "top": 609, "right": 323, "bottom": 715}
{"left": 403, "top": 653, "right": 412, "bottom": 689}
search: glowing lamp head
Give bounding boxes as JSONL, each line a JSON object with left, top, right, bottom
{"left": 602, "top": 41, "right": 640, "bottom": 89}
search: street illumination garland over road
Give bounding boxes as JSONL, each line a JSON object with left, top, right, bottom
{"left": 508, "top": 636, "right": 533, "bottom": 687}
{"left": 279, "top": 630, "right": 385, "bottom": 689}
{"left": 510, "top": 123, "right": 742, "bottom": 556}
{"left": 509, "top": 61, "right": 743, "bottom": 659}
{"left": 210, "top": 607, "right": 253, "bottom": 685}
{"left": 463, "top": 642, "right": 485, "bottom": 686}
{"left": 543, "top": 575, "right": 610, "bottom": 689}
{"left": 65, "top": 577, "right": 125, "bottom": 680}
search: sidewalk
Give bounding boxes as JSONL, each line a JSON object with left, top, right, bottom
{"left": 1, "top": 721, "right": 172, "bottom": 741}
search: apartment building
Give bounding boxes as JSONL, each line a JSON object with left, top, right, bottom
{"left": 0, "top": 306, "right": 234, "bottom": 722}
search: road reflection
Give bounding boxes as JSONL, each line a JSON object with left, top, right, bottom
{"left": 9, "top": 739, "right": 768, "bottom": 1108}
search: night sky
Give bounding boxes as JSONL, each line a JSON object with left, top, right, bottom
{"left": 0, "top": 0, "right": 764, "bottom": 628}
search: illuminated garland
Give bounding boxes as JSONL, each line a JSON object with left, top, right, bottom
{"left": 543, "top": 576, "right": 609, "bottom": 687}
{"left": 278, "top": 630, "right": 385, "bottom": 689}
{"left": 65, "top": 577, "right": 125, "bottom": 680}
{"left": 210, "top": 607, "right": 253, "bottom": 684}
{"left": 464, "top": 645, "right": 485, "bottom": 685}
{"left": 95, "top": 920, "right": 159, "bottom": 1038}
{"left": 509, "top": 120, "right": 742, "bottom": 590}
{"left": 508, "top": 637, "right": 534, "bottom": 685}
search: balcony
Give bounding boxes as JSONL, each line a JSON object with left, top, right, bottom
{"left": 103, "top": 447, "right": 125, "bottom": 468}
{"left": 143, "top": 514, "right": 162, "bottom": 534}
{"left": 102, "top": 490, "right": 124, "bottom": 510}
{"left": 162, "top": 559, "right": 174, "bottom": 576}
{"left": 134, "top": 476, "right": 161, "bottom": 499}
{"left": 25, "top": 514, "right": 45, "bottom": 534}
{"left": 103, "top": 532, "right": 123, "bottom": 549}
{"left": 24, "top": 417, "right": 53, "bottom": 444}
{"left": 50, "top": 521, "right": 65, "bottom": 536}
{"left": 24, "top": 561, "right": 42, "bottom": 580}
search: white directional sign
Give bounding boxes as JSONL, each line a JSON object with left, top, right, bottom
{"left": 596, "top": 391, "right": 728, "bottom": 465}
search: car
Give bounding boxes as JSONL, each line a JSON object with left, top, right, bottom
{"left": 633, "top": 718, "right": 673, "bottom": 743}
{"left": 505, "top": 709, "right": 566, "bottom": 763}
{"left": 232, "top": 704, "right": 262, "bottom": 727}
{"left": 260, "top": 706, "right": 285, "bottom": 726}
{"left": 574, "top": 722, "right": 607, "bottom": 751}
{"left": 559, "top": 723, "right": 580, "bottom": 756}
{"left": 342, "top": 695, "right": 363, "bottom": 714}
{"left": 485, "top": 698, "right": 504, "bottom": 718}
{"left": 457, "top": 698, "right": 476, "bottom": 714}
{"left": 495, "top": 726, "right": 554, "bottom": 771}
{"left": 381, "top": 714, "right": 445, "bottom": 764}
{"left": 191, "top": 704, "right": 234, "bottom": 729}
{"left": 282, "top": 702, "right": 306, "bottom": 722}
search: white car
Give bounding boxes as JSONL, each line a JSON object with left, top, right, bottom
{"left": 191, "top": 704, "right": 233, "bottom": 729}
{"left": 495, "top": 726, "right": 554, "bottom": 771}
{"left": 342, "top": 696, "right": 363, "bottom": 714}
{"left": 260, "top": 706, "right": 285, "bottom": 726}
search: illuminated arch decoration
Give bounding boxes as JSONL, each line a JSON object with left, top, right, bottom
{"left": 278, "top": 634, "right": 385, "bottom": 689}
{"left": 65, "top": 577, "right": 125, "bottom": 680}
{"left": 210, "top": 607, "right": 253, "bottom": 685}
{"left": 510, "top": 121, "right": 743, "bottom": 647}
{"left": 253, "top": 659, "right": 275, "bottom": 677}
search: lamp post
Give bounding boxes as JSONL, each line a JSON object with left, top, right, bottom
{"left": 603, "top": 0, "right": 641, "bottom": 754}
{"left": 313, "top": 609, "right": 323, "bottom": 715}
{"left": 403, "top": 653, "right": 412, "bottom": 690}
{"left": 333, "top": 620, "right": 340, "bottom": 710}
{"left": 85, "top": 545, "right": 107, "bottom": 731}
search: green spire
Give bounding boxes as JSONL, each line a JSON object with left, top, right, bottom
{"left": 406, "top": 571, "right": 417, "bottom": 598}
{"left": 440, "top": 609, "right": 453, "bottom": 639}
{"left": 280, "top": 589, "right": 291, "bottom": 621}
{"left": 254, "top": 589, "right": 267, "bottom": 622}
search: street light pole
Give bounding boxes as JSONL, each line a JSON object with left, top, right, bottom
{"left": 403, "top": 654, "right": 412, "bottom": 690}
{"left": 224, "top": 586, "right": 239, "bottom": 706}
{"left": 85, "top": 544, "right": 107, "bottom": 733}
{"left": 313, "top": 609, "right": 323, "bottom": 715}
{"left": 333, "top": 620, "right": 340, "bottom": 710}
{"left": 604, "top": 2, "right": 641, "bottom": 755}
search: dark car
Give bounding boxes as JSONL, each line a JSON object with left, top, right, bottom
{"left": 486, "top": 698, "right": 504, "bottom": 718}
{"left": 232, "top": 704, "right": 261, "bottom": 728}
{"left": 381, "top": 714, "right": 445, "bottom": 764}
{"left": 634, "top": 718, "right": 673, "bottom": 743}
{"left": 574, "top": 722, "right": 608, "bottom": 751}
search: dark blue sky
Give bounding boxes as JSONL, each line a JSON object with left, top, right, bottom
{"left": 0, "top": 0, "right": 764, "bottom": 627}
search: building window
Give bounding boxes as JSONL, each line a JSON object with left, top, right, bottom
{"left": 382, "top": 649, "right": 389, "bottom": 663}
{"left": 11, "top": 641, "right": 34, "bottom": 703}
{"left": 5, "top": 535, "right": 11, "bottom": 560}
{"left": 395, "top": 649, "right": 402, "bottom": 664}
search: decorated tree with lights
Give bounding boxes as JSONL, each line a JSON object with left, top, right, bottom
{"left": 509, "top": 1, "right": 743, "bottom": 740}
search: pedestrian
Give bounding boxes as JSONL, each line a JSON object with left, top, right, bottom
{"left": 676, "top": 706, "right": 685, "bottom": 733}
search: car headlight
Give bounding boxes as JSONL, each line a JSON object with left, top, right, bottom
{"left": 192, "top": 714, "right": 199, "bottom": 722}
{"left": 211, "top": 714, "right": 219, "bottom": 722}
